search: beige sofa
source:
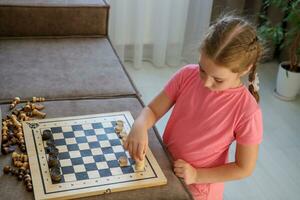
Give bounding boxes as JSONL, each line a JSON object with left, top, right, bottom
{"left": 0, "top": 0, "right": 192, "bottom": 199}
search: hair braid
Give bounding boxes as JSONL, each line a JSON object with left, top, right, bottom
{"left": 248, "top": 37, "right": 260, "bottom": 103}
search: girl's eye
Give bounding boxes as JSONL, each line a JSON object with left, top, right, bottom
{"left": 215, "top": 79, "right": 223, "bottom": 83}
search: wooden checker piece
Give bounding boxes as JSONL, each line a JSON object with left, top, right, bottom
{"left": 22, "top": 111, "right": 167, "bottom": 199}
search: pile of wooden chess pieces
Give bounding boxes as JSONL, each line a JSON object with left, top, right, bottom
{"left": 115, "top": 120, "right": 145, "bottom": 171}
{"left": 1, "top": 96, "right": 46, "bottom": 192}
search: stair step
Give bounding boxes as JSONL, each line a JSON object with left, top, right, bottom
{"left": 0, "top": 0, "right": 109, "bottom": 37}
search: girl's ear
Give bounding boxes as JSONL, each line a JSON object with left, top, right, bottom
{"left": 239, "top": 64, "right": 253, "bottom": 77}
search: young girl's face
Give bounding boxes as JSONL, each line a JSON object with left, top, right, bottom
{"left": 198, "top": 52, "right": 244, "bottom": 91}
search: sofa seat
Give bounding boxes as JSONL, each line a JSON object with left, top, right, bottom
{"left": 0, "top": 37, "right": 137, "bottom": 103}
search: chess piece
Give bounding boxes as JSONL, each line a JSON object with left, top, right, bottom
{"left": 26, "top": 184, "right": 33, "bottom": 192}
{"left": 2, "top": 145, "right": 17, "bottom": 154}
{"left": 32, "top": 97, "right": 45, "bottom": 103}
{"left": 116, "top": 120, "right": 124, "bottom": 127}
{"left": 119, "top": 131, "right": 127, "bottom": 139}
{"left": 50, "top": 167, "right": 62, "bottom": 182}
{"left": 115, "top": 125, "right": 123, "bottom": 134}
{"left": 30, "top": 103, "right": 45, "bottom": 111}
{"left": 118, "top": 156, "right": 128, "bottom": 167}
{"left": 10, "top": 97, "right": 21, "bottom": 109}
{"left": 48, "top": 155, "right": 59, "bottom": 168}
{"left": 135, "top": 159, "right": 145, "bottom": 172}
{"left": 31, "top": 109, "right": 46, "bottom": 118}
{"left": 23, "top": 102, "right": 32, "bottom": 112}
{"left": 10, "top": 114, "right": 22, "bottom": 128}
{"left": 19, "top": 111, "right": 31, "bottom": 121}
{"left": 42, "top": 129, "right": 52, "bottom": 140}
{"left": 3, "top": 165, "right": 11, "bottom": 174}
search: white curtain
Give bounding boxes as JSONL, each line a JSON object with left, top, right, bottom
{"left": 107, "top": 0, "right": 213, "bottom": 68}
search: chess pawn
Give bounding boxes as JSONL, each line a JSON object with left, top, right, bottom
{"left": 31, "top": 109, "right": 46, "bottom": 118}
{"left": 2, "top": 123, "right": 9, "bottom": 142}
{"left": 3, "top": 165, "right": 11, "bottom": 174}
{"left": 10, "top": 97, "right": 21, "bottom": 110}
{"left": 19, "top": 111, "right": 31, "bottom": 121}
{"left": 115, "top": 125, "right": 123, "bottom": 134}
{"left": 11, "top": 114, "right": 22, "bottom": 128}
{"left": 135, "top": 159, "right": 145, "bottom": 172}
{"left": 32, "top": 96, "right": 45, "bottom": 103}
{"left": 118, "top": 156, "right": 128, "bottom": 167}
{"left": 116, "top": 120, "right": 124, "bottom": 127}
{"left": 23, "top": 102, "right": 32, "bottom": 112}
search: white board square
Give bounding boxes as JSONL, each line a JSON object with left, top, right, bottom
{"left": 95, "top": 129, "right": 105, "bottom": 135}
{"left": 69, "top": 150, "right": 81, "bottom": 158}
{"left": 74, "top": 130, "right": 85, "bottom": 137}
{"left": 82, "top": 156, "right": 95, "bottom": 164}
{"left": 73, "top": 164, "right": 86, "bottom": 173}
{"left": 86, "top": 135, "right": 97, "bottom": 142}
{"left": 112, "top": 145, "right": 124, "bottom": 153}
{"left": 60, "top": 159, "right": 72, "bottom": 167}
{"left": 104, "top": 153, "right": 116, "bottom": 161}
{"left": 63, "top": 174, "right": 77, "bottom": 182}
{"left": 62, "top": 126, "right": 73, "bottom": 132}
{"left": 99, "top": 141, "right": 110, "bottom": 148}
{"left": 96, "top": 162, "right": 109, "bottom": 169}
{"left": 110, "top": 167, "right": 123, "bottom": 176}
{"left": 87, "top": 170, "right": 100, "bottom": 179}
{"left": 91, "top": 148, "right": 103, "bottom": 156}
{"left": 65, "top": 138, "right": 77, "bottom": 145}
{"left": 78, "top": 143, "right": 89, "bottom": 150}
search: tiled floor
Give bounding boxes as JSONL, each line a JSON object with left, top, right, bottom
{"left": 125, "top": 61, "right": 300, "bottom": 200}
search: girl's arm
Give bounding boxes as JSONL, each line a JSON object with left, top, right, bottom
{"left": 174, "top": 143, "right": 259, "bottom": 184}
{"left": 124, "top": 90, "right": 174, "bottom": 161}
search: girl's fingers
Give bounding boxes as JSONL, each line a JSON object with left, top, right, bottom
{"left": 123, "top": 140, "right": 128, "bottom": 150}
{"left": 137, "top": 144, "right": 145, "bottom": 161}
{"left": 132, "top": 142, "right": 139, "bottom": 160}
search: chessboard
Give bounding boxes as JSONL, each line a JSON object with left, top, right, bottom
{"left": 22, "top": 111, "right": 167, "bottom": 200}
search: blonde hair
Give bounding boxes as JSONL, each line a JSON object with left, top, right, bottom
{"left": 200, "top": 15, "right": 263, "bottom": 102}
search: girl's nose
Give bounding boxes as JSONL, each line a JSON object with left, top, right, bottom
{"left": 203, "top": 76, "right": 213, "bottom": 88}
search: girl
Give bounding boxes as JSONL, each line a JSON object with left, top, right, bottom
{"left": 124, "top": 15, "right": 263, "bottom": 200}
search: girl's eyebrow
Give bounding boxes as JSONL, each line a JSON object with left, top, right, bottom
{"left": 198, "top": 62, "right": 225, "bottom": 80}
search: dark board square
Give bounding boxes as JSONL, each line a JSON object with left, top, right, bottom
{"left": 121, "top": 166, "right": 135, "bottom": 174}
{"left": 63, "top": 131, "right": 75, "bottom": 138}
{"left": 109, "top": 139, "right": 121, "bottom": 146}
{"left": 76, "top": 136, "right": 88, "bottom": 143}
{"left": 128, "top": 158, "right": 135, "bottom": 165}
{"left": 98, "top": 169, "right": 112, "bottom": 177}
{"left": 54, "top": 139, "right": 66, "bottom": 146}
{"left": 107, "top": 160, "right": 119, "bottom": 168}
{"left": 84, "top": 129, "right": 95, "bottom": 136}
{"left": 93, "top": 155, "right": 105, "bottom": 162}
{"left": 96, "top": 134, "right": 108, "bottom": 141}
{"left": 92, "top": 123, "right": 103, "bottom": 129}
{"left": 51, "top": 127, "right": 62, "bottom": 133}
{"left": 61, "top": 166, "right": 75, "bottom": 174}
{"left": 84, "top": 163, "right": 98, "bottom": 171}
{"left": 71, "top": 157, "right": 84, "bottom": 165}
{"left": 88, "top": 142, "right": 100, "bottom": 148}
{"left": 115, "top": 152, "right": 127, "bottom": 159}
{"left": 75, "top": 172, "right": 89, "bottom": 181}
{"left": 80, "top": 149, "right": 92, "bottom": 157}
{"left": 102, "top": 147, "right": 113, "bottom": 154}
{"left": 59, "top": 152, "right": 70, "bottom": 160}
{"left": 72, "top": 125, "right": 83, "bottom": 131}
{"left": 67, "top": 144, "right": 79, "bottom": 151}
{"left": 104, "top": 127, "right": 115, "bottom": 134}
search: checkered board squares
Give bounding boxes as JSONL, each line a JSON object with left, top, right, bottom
{"left": 23, "top": 111, "right": 167, "bottom": 200}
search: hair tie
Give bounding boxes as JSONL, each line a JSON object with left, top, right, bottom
{"left": 249, "top": 72, "right": 260, "bottom": 91}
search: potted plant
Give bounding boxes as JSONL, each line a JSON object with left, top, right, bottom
{"left": 258, "top": 0, "right": 300, "bottom": 100}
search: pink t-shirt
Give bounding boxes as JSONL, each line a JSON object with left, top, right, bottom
{"left": 163, "top": 64, "right": 263, "bottom": 200}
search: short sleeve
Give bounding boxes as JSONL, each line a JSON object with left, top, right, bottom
{"left": 235, "top": 108, "right": 263, "bottom": 145}
{"left": 164, "top": 65, "right": 192, "bottom": 102}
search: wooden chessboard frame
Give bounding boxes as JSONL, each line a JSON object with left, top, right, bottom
{"left": 22, "top": 111, "right": 167, "bottom": 200}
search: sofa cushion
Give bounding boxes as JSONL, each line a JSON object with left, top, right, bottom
{"left": 0, "top": 97, "right": 192, "bottom": 200}
{"left": 0, "top": 0, "right": 109, "bottom": 37}
{"left": 0, "top": 37, "right": 137, "bottom": 103}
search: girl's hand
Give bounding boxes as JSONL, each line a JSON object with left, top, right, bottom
{"left": 124, "top": 122, "right": 148, "bottom": 161}
{"left": 174, "top": 159, "right": 198, "bottom": 185}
